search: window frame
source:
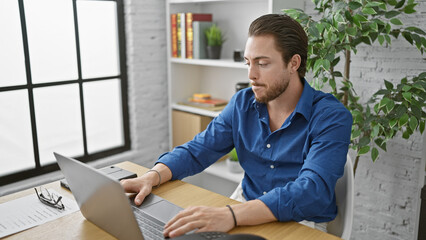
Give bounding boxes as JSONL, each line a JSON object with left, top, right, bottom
{"left": 0, "top": 0, "right": 130, "bottom": 185}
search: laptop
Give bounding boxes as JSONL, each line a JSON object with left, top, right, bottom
{"left": 54, "top": 152, "right": 183, "bottom": 240}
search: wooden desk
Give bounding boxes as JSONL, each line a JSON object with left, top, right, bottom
{"left": 1, "top": 161, "right": 341, "bottom": 240}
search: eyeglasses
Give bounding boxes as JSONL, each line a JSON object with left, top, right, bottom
{"left": 34, "top": 187, "right": 65, "bottom": 210}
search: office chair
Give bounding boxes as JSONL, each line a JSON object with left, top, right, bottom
{"left": 327, "top": 154, "right": 354, "bottom": 240}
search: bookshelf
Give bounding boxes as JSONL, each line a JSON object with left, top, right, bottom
{"left": 166, "top": 0, "right": 304, "bottom": 191}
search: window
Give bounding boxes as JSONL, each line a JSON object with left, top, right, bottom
{"left": 0, "top": 0, "right": 130, "bottom": 185}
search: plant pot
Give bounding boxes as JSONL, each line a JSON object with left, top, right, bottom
{"left": 226, "top": 158, "right": 243, "bottom": 173}
{"left": 206, "top": 45, "right": 222, "bottom": 59}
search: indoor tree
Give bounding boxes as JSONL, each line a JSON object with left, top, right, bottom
{"left": 283, "top": 0, "right": 426, "bottom": 174}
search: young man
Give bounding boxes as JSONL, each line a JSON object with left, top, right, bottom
{"left": 121, "top": 14, "right": 353, "bottom": 238}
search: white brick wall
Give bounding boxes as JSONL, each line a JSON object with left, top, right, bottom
{"left": 123, "top": 0, "right": 169, "bottom": 167}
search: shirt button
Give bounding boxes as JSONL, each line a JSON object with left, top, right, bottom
{"left": 263, "top": 191, "right": 267, "bottom": 195}
{"left": 266, "top": 144, "right": 271, "bottom": 148}
{"left": 270, "top": 165, "right": 275, "bottom": 169}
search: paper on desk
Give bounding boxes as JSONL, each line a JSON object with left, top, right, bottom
{"left": 0, "top": 189, "right": 79, "bottom": 238}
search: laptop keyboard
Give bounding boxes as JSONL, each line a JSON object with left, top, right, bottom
{"left": 132, "top": 206, "right": 165, "bottom": 240}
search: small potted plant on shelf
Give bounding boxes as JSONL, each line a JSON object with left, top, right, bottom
{"left": 204, "top": 24, "right": 225, "bottom": 59}
{"left": 226, "top": 148, "right": 243, "bottom": 173}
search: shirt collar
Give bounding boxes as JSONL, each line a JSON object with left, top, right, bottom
{"left": 251, "top": 78, "right": 314, "bottom": 121}
{"left": 294, "top": 78, "right": 314, "bottom": 121}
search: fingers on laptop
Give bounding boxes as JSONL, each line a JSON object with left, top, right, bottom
{"left": 163, "top": 206, "right": 234, "bottom": 238}
{"left": 120, "top": 178, "right": 151, "bottom": 205}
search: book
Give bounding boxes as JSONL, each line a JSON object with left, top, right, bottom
{"left": 170, "top": 14, "right": 178, "bottom": 58}
{"left": 189, "top": 98, "right": 228, "bottom": 107}
{"left": 193, "top": 21, "right": 213, "bottom": 59}
{"left": 177, "top": 13, "right": 186, "bottom": 58}
{"left": 178, "top": 101, "right": 227, "bottom": 111}
{"left": 185, "top": 13, "right": 212, "bottom": 59}
{"left": 185, "top": 13, "right": 194, "bottom": 59}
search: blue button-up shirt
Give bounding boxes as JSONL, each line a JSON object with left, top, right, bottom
{"left": 157, "top": 79, "right": 353, "bottom": 223}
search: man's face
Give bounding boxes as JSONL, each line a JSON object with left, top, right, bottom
{"left": 244, "top": 35, "right": 290, "bottom": 103}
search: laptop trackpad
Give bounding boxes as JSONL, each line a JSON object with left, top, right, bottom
{"left": 140, "top": 199, "right": 182, "bottom": 223}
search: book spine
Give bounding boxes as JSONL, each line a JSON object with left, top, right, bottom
{"left": 186, "top": 13, "right": 193, "bottom": 59}
{"left": 171, "top": 14, "right": 177, "bottom": 58}
{"left": 176, "top": 13, "right": 182, "bottom": 58}
{"left": 180, "top": 13, "right": 186, "bottom": 58}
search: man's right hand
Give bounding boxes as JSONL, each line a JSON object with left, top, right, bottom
{"left": 121, "top": 175, "right": 155, "bottom": 205}
{"left": 121, "top": 163, "right": 172, "bottom": 205}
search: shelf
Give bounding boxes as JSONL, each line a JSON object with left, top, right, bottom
{"left": 169, "top": 0, "right": 261, "bottom": 4}
{"left": 204, "top": 160, "right": 244, "bottom": 184}
{"left": 171, "top": 58, "right": 247, "bottom": 69}
{"left": 172, "top": 103, "right": 222, "bottom": 118}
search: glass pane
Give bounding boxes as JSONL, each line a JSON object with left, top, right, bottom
{"left": 77, "top": 1, "right": 120, "bottom": 79}
{"left": 0, "top": 0, "right": 27, "bottom": 87}
{"left": 0, "top": 90, "right": 34, "bottom": 176}
{"left": 83, "top": 79, "right": 124, "bottom": 153}
{"left": 25, "top": 0, "right": 78, "bottom": 83}
{"left": 34, "top": 84, "right": 84, "bottom": 165}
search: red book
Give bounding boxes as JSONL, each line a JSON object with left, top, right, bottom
{"left": 185, "top": 13, "right": 212, "bottom": 59}
{"left": 171, "top": 14, "right": 177, "bottom": 58}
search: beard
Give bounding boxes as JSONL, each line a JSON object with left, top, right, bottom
{"left": 253, "top": 78, "right": 289, "bottom": 103}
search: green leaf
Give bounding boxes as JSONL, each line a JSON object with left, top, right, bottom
{"left": 388, "top": 0, "right": 398, "bottom": 6}
{"left": 402, "top": 32, "right": 413, "bottom": 44}
{"left": 349, "top": 1, "right": 363, "bottom": 10}
{"left": 404, "top": 3, "right": 417, "bottom": 14}
{"left": 323, "top": 59, "right": 330, "bottom": 70}
{"left": 371, "top": 147, "right": 379, "bottom": 162}
{"left": 352, "top": 129, "right": 361, "bottom": 140}
{"left": 420, "top": 121, "right": 425, "bottom": 134}
{"left": 346, "top": 27, "right": 357, "bottom": 36}
{"left": 385, "top": 10, "right": 401, "bottom": 19}
{"left": 371, "top": 125, "right": 380, "bottom": 138}
{"left": 378, "top": 35, "right": 385, "bottom": 45}
{"left": 379, "top": 97, "right": 391, "bottom": 109}
{"left": 386, "top": 99, "right": 395, "bottom": 112}
{"left": 385, "top": 35, "right": 391, "bottom": 44}
{"left": 384, "top": 80, "right": 394, "bottom": 90}
{"left": 375, "top": 138, "right": 387, "bottom": 151}
{"left": 359, "top": 136, "right": 371, "bottom": 146}
{"left": 309, "top": 25, "right": 320, "bottom": 38}
{"left": 362, "top": 7, "right": 377, "bottom": 15}
{"left": 398, "top": 113, "right": 409, "bottom": 127}
{"left": 390, "top": 18, "right": 403, "bottom": 25}
{"left": 389, "top": 119, "right": 398, "bottom": 128}
{"left": 402, "top": 130, "right": 410, "bottom": 139}
{"left": 395, "top": 0, "right": 406, "bottom": 9}
{"left": 402, "top": 85, "right": 412, "bottom": 91}
{"left": 385, "top": 24, "right": 391, "bottom": 34}
{"left": 332, "top": 71, "right": 343, "bottom": 77}
{"left": 313, "top": 60, "right": 323, "bottom": 74}
{"left": 358, "top": 145, "right": 371, "bottom": 155}
{"left": 329, "top": 78, "right": 336, "bottom": 90}
{"left": 402, "top": 92, "right": 412, "bottom": 102}
{"left": 406, "top": 27, "right": 426, "bottom": 35}
{"left": 409, "top": 116, "right": 418, "bottom": 131}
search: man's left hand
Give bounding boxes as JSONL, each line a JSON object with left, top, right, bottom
{"left": 163, "top": 206, "right": 235, "bottom": 238}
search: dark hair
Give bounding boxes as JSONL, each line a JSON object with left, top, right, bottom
{"left": 248, "top": 14, "right": 308, "bottom": 78}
